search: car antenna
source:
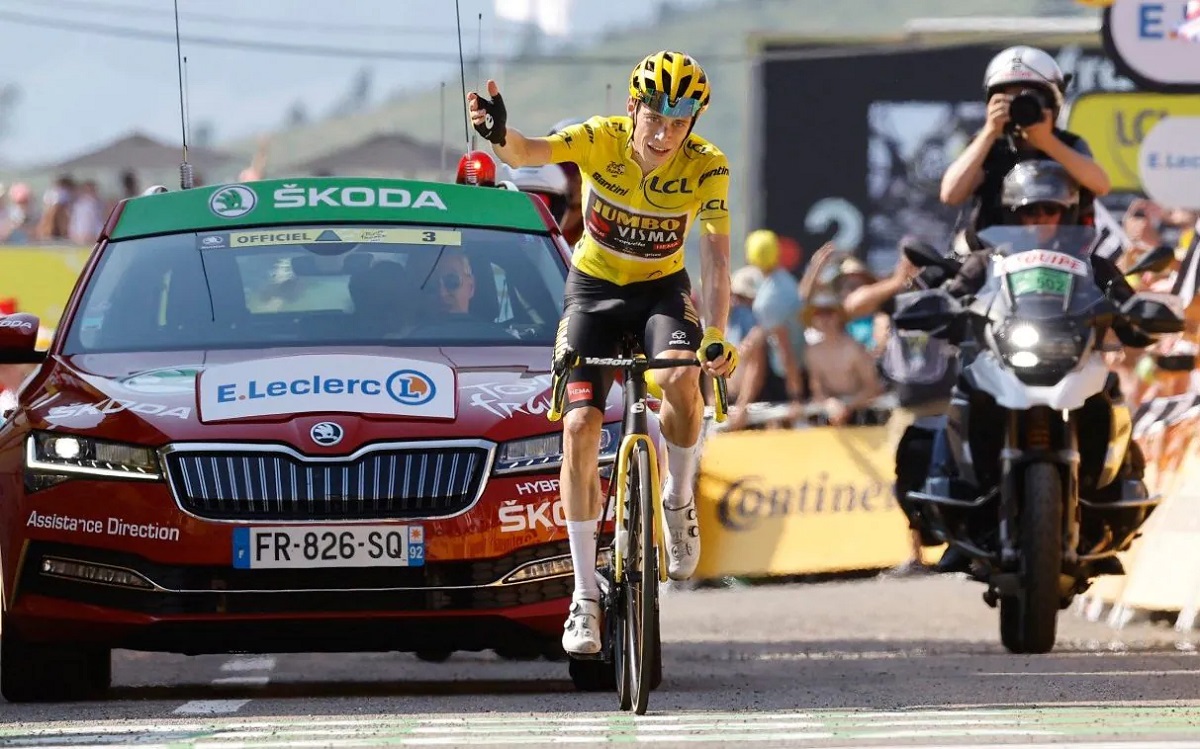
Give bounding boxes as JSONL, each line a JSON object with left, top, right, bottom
{"left": 455, "top": 0, "right": 471, "bottom": 155}
{"left": 174, "top": 0, "right": 194, "bottom": 190}
{"left": 473, "top": 12, "right": 483, "bottom": 152}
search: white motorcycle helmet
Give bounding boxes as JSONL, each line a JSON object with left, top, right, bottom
{"left": 508, "top": 163, "right": 570, "bottom": 225}
{"left": 983, "top": 46, "right": 1068, "bottom": 109}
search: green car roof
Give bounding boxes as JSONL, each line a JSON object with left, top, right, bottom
{"left": 110, "top": 177, "right": 549, "bottom": 239}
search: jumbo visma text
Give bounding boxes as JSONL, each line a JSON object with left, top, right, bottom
{"left": 215, "top": 372, "right": 434, "bottom": 406}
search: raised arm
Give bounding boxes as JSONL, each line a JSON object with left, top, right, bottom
{"left": 467, "top": 79, "right": 554, "bottom": 167}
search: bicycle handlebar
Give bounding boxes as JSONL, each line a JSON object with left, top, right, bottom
{"left": 546, "top": 347, "right": 731, "bottom": 424}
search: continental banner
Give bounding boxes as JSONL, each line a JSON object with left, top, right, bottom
{"left": 1065, "top": 92, "right": 1200, "bottom": 193}
{"left": 0, "top": 245, "right": 92, "bottom": 328}
{"left": 694, "top": 426, "right": 915, "bottom": 578}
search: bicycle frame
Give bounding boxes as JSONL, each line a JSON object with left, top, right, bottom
{"left": 605, "top": 356, "right": 666, "bottom": 584}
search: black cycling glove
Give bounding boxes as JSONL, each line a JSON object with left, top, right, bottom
{"left": 473, "top": 92, "right": 508, "bottom": 146}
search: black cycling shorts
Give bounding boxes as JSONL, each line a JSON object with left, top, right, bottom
{"left": 555, "top": 268, "right": 703, "bottom": 413}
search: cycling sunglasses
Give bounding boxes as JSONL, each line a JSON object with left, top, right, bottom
{"left": 437, "top": 272, "right": 469, "bottom": 292}
{"left": 638, "top": 91, "right": 703, "bottom": 118}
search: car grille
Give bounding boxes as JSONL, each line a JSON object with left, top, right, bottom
{"left": 164, "top": 443, "right": 491, "bottom": 521}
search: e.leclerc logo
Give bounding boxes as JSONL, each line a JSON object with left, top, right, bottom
{"left": 215, "top": 369, "right": 436, "bottom": 407}
{"left": 209, "top": 185, "right": 258, "bottom": 218}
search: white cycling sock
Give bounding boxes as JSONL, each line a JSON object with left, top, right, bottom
{"left": 567, "top": 518, "right": 600, "bottom": 602}
{"left": 662, "top": 436, "right": 699, "bottom": 511}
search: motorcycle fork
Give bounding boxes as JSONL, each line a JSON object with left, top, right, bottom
{"left": 998, "top": 407, "right": 1080, "bottom": 568}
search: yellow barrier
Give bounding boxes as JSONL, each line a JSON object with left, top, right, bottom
{"left": 0, "top": 245, "right": 92, "bottom": 328}
{"left": 695, "top": 425, "right": 919, "bottom": 578}
{"left": 1113, "top": 411, "right": 1200, "bottom": 615}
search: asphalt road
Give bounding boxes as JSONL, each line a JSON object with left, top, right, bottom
{"left": 3, "top": 573, "right": 1200, "bottom": 747}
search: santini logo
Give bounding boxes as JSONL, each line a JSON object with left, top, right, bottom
{"left": 273, "top": 185, "right": 448, "bottom": 210}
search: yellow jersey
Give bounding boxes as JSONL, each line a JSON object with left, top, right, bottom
{"left": 546, "top": 115, "right": 731, "bottom": 285}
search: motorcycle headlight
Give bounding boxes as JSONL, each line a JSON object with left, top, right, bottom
{"left": 493, "top": 422, "right": 621, "bottom": 476}
{"left": 26, "top": 432, "right": 162, "bottom": 489}
{"left": 993, "top": 320, "right": 1089, "bottom": 383}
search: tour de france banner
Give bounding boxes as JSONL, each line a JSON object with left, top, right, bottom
{"left": 694, "top": 426, "right": 918, "bottom": 578}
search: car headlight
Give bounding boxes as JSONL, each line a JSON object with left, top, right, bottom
{"left": 26, "top": 432, "right": 162, "bottom": 487}
{"left": 493, "top": 422, "right": 621, "bottom": 475}
{"left": 993, "top": 320, "right": 1089, "bottom": 379}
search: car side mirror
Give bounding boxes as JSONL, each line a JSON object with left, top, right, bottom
{"left": 0, "top": 313, "right": 46, "bottom": 364}
{"left": 1120, "top": 291, "right": 1185, "bottom": 335}
{"left": 892, "top": 289, "right": 961, "bottom": 332}
{"left": 1126, "top": 244, "right": 1176, "bottom": 275}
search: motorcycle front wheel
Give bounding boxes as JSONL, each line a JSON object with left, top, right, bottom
{"left": 999, "top": 461, "right": 1062, "bottom": 655}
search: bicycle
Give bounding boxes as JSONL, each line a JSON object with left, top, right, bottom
{"left": 548, "top": 333, "right": 728, "bottom": 715}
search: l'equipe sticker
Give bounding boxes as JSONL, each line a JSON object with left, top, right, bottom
{"left": 197, "top": 354, "right": 456, "bottom": 421}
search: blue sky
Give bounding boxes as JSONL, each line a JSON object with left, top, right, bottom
{"left": 0, "top": 0, "right": 701, "bottom": 166}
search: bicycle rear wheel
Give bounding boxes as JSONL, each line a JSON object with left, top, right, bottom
{"left": 625, "top": 442, "right": 659, "bottom": 715}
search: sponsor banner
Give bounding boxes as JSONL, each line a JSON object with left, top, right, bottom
{"left": 198, "top": 354, "right": 456, "bottom": 421}
{"left": 1103, "top": 0, "right": 1200, "bottom": 91}
{"left": 695, "top": 426, "right": 920, "bottom": 578}
{"left": 112, "top": 178, "right": 548, "bottom": 240}
{"left": 584, "top": 192, "right": 688, "bottom": 259}
{"left": 1065, "top": 92, "right": 1200, "bottom": 192}
{"left": 1139, "top": 116, "right": 1200, "bottom": 209}
{"left": 0, "top": 245, "right": 92, "bottom": 330}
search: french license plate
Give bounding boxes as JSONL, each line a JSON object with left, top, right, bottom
{"left": 232, "top": 525, "right": 425, "bottom": 569}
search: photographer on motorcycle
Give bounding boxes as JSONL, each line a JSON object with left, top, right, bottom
{"left": 939, "top": 46, "right": 1110, "bottom": 231}
{"left": 929, "top": 159, "right": 1145, "bottom": 575}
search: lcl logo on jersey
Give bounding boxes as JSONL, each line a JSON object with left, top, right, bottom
{"left": 645, "top": 176, "right": 694, "bottom": 194}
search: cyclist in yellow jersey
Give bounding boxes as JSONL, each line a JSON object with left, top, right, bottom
{"left": 468, "top": 51, "right": 739, "bottom": 656}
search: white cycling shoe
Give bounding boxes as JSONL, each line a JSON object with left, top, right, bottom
{"left": 663, "top": 500, "right": 700, "bottom": 581}
{"left": 562, "top": 598, "right": 602, "bottom": 655}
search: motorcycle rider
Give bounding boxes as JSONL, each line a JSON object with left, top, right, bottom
{"left": 928, "top": 159, "right": 1146, "bottom": 574}
{"left": 939, "top": 45, "right": 1110, "bottom": 232}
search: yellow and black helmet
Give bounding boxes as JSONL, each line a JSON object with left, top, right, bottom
{"left": 628, "top": 50, "right": 711, "bottom": 118}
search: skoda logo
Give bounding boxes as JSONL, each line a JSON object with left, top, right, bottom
{"left": 209, "top": 184, "right": 257, "bottom": 218}
{"left": 310, "top": 422, "right": 344, "bottom": 447}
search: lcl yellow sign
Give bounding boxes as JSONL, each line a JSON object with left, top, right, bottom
{"left": 1065, "top": 92, "right": 1200, "bottom": 192}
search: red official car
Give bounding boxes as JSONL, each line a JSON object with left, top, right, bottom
{"left": 0, "top": 177, "right": 625, "bottom": 702}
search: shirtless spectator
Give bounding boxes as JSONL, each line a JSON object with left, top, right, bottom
{"left": 36, "top": 175, "right": 75, "bottom": 242}
{"left": 803, "top": 292, "right": 883, "bottom": 426}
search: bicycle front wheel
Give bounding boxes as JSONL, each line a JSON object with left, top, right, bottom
{"left": 627, "top": 442, "right": 660, "bottom": 715}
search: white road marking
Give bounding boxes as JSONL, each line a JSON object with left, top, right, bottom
{"left": 220, "top": 657, "right": 277, "bottom": 672}
{"left": 980, "top": 669, "right": 1200, "bottom": 676}
{"left": 211, "top": 676, "right": 271, "bottom": 686}
{"left": 173, "top": 656, "right": 275, "bottom": 715}
{"left": 172, "top": 699, "right": 252, "bottom": 715}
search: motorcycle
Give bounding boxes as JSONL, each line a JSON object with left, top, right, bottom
{"left": 895, "top": 225, "right": 1182, "bottom": 654}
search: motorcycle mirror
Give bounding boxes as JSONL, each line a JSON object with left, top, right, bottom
{"left": 1120, "top": 291, "right": 1186, "bottom": 335}
{"left": 1125, "top": 244, "right": 1175, "bottom": 276}
{"left": 1113, "top": 319, "right": 1157, "bottom": 348}
{"left": 1090, "top": 252, "right": 1136, "bottom": 304}
{"left": 902, "top": 239, "right": 961, "bottom": 275}
{"left": 892, "top": 289, "right": 961, "bottom": 332}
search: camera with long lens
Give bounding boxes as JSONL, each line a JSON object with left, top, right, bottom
{"left": 1008, "top": 88, "right": 1050, "bottom": 129}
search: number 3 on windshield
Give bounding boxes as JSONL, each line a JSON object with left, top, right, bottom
{"left": 422, "top": 231, "right": 437, "bottom": 242}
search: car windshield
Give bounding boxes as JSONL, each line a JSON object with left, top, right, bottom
{"left": 63, "top": 225, "right": 566, "bottom": 354}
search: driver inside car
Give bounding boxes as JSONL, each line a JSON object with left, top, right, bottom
{"left": 927, "top": 160, "right": 1149, "bottom": 575}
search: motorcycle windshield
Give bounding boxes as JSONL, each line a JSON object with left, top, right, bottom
{"left": 972, "top": 225, "right": 1108, "bottom": 322}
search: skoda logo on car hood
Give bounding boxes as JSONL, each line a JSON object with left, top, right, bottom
{"left": 310, "top": 422, "right": 345, "bottom": 447}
